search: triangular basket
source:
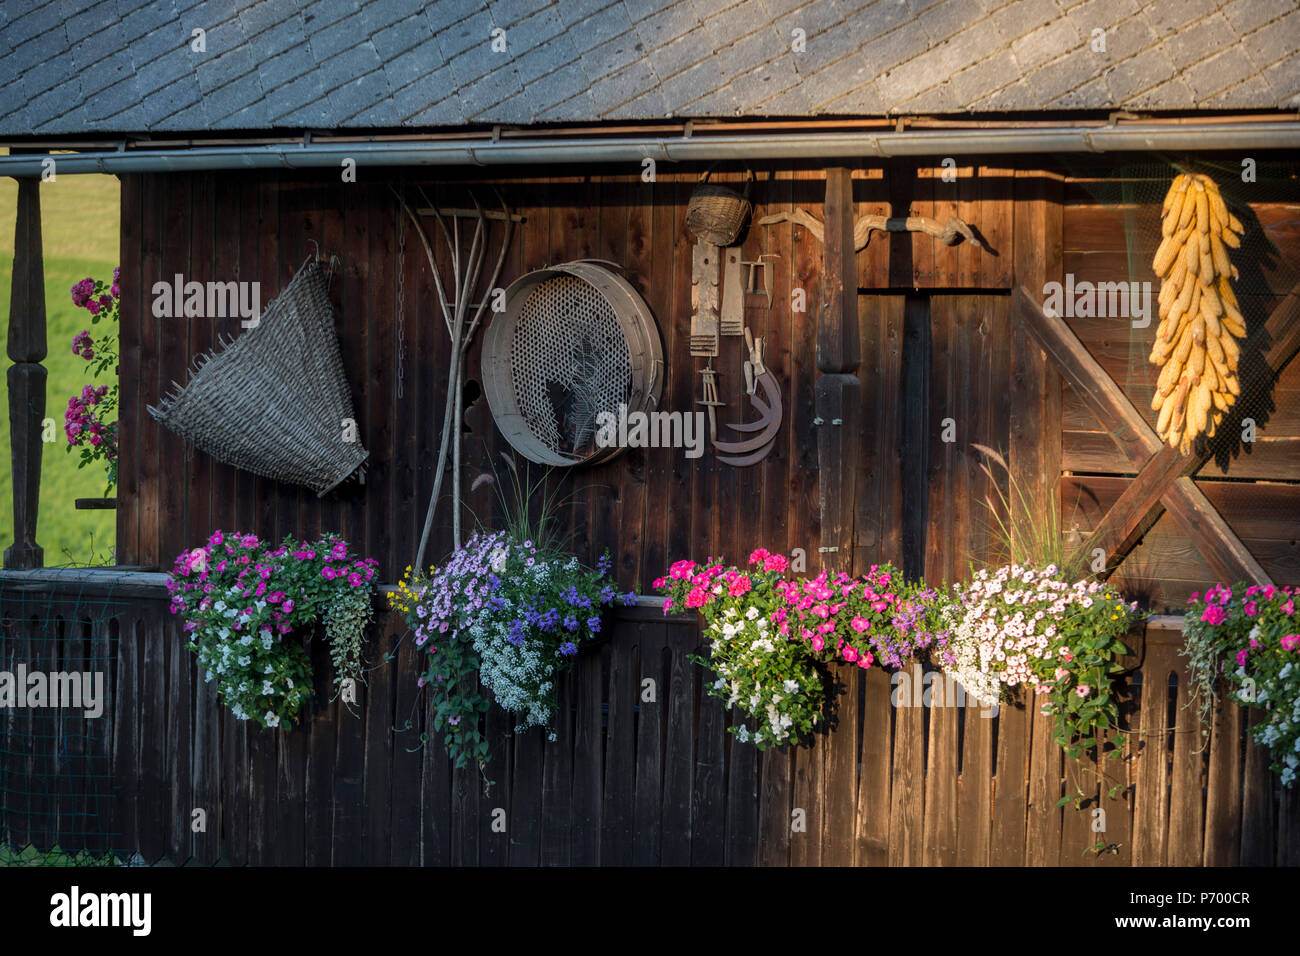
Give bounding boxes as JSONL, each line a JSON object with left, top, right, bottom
{"left": 147, "top": 259, "right": 368, "bottom": 496}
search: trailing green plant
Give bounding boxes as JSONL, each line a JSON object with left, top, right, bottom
{"left": 167, "top": 531, "right": 375, "bottom": 729}
{"left": 393, "top": 531, "right": 632, "bottom": 786}
{"left": 1183, "top": 583, "right": 1300, "bottom": 785}
{"left": 943, "top": 562, "right": 1142, "bottom": 759}
{"left": 654, "top": 550, "right": 956, "bottom": 748}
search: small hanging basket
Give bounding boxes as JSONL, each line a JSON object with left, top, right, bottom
{"left": 147, "top": 259, "right": 368, "bottom": 496}
{"left": 685, "top": 168, "right": 753, "bottom": 247}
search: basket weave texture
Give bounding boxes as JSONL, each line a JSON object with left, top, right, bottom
{"left": 684, "top": 170, "right": 752, "bottom": 246}
{"left": 147, "top": 259, "right": 369, "bottom": 496}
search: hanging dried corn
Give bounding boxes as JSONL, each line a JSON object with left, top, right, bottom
{"left": 1149, "top": 172, "right": 1246, "bottom": 455}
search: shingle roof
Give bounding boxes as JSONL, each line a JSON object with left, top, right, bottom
{"left": 1, "top": 0, "right": 1297, "bottom": 136}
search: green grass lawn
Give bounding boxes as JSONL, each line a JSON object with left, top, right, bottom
{"left": 0, "top": 167, "right": 120, "bottom": 566}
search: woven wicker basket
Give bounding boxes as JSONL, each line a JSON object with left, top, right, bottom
{"left": 685, "top": 169, "right": 753, "bottom": 246}
{"left": 147, "top": 259, "right": 369, "bottom": 496}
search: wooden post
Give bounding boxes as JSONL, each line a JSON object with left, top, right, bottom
{"left": 5, "top": 177, "right": 46, "bottom": 569}
{"left": 817, "top": 167, "right": 860, "bottom": 574}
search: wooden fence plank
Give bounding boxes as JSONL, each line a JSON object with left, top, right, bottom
{"left": 1132, "top": 654, "right": 1174, "bottom": 866}
{"left": 856, "top": 666, "right": 892, "bottom": 866}
{"left": 661, "top": 628, "right": 694, "bottom": 866}
{"left": 822, "top": 662, "right": 859, "bottom": 865}
{"left": 166, "top": 617, "right": 192, "bottom": 863}
{"left": 602, "top": 631, "right": 637, "bottom": 866}
{"left": 570, "top": 644, "right": 604, "bottom": 865}
{"left": 539, "top": 665, "right": 574, "bottom": 866}
{"left": 360, "top": 623, "right": 396, "bottom": 865}
{"left": 888, "top": 696, "right": 925, "bottom": 866}
{"left": 138, "top": 616, "right": 168, "bottom": 862}
{"left": 479, "top": 689, "right": 511, "bottom": 866}
{"left": 633, "top": 627, "right": 666, "bottom": 866}
{"left": 725, "top": 715, "right": 759, "bottom": 866}
{"left": 1026, "top": 700, "right": 1064, "bottom": 866}
{"left": 1241, "top": 708, "right": 1275, "bottom": 865}
{"left": 692, "top": 674, "right": 727, "bottom": 866}
{"left": 1167, "top": 660, "right": 1206, "bottom": 867}
{"left": 388, "top": 632, "right": 423, "bottom": 867}
{"left": 990, "top": 697, "right": 1029, "bottom": 865}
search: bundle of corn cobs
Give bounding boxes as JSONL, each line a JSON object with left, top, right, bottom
{"left": 1150, "top": 172, "right": 1245, "bottom": 454}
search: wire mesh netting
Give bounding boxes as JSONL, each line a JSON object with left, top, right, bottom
{"left": 0, "top": 579, "right": 134, "bottom": 866}
{"left": 510, "top": 275, "right": 633, "bottom": 460}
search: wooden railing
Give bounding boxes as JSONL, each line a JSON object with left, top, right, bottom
{"left": 1, "top": 569, "right": 1297, "bottom": 865}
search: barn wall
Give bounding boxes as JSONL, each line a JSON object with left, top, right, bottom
{"left": 114, "top": 158, "right": 1298, "bottom": 603}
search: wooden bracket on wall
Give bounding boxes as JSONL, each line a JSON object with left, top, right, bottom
{"left": 757, "top": 208, "right": 983, "bottom": 252}
{"left": 1013, "top": 285, "right": 1282, "bottom": 587}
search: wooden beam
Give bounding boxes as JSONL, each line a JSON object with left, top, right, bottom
{"left": 1009, "top": 168, "right": 1063, "bottom": 560}
{"left": 1083, "top": 282, "right": 1300, "bottom": 572}
{"left": 819, "top": 167, "right": 859, "bottom": 374}
{"left": 816, "top": 167, "right": 861, "bottom": 573}
{"left": 1013, "top": 286, "right": 1271, "bottom": 587}
{"left": 5, "top": 178, "right": 46, "bottom": 569}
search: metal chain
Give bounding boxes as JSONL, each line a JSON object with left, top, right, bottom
{"left": 395, "top": 199, "right": 407, "bottom": 400}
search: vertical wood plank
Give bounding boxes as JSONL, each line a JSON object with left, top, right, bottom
{"left": 136, "top": 174, "right": 162, "bottom": 568}
{"left": 166, "top": 615, "right": 192, "bottom": 863}
{"left": 822, "top": 662, "right": 859, "bottom": 865}
{"left": 1132, "top": 656, "right": 1173, "bottom": 866}
{"left": 602, "top": 625, "right": 636, "bottom": 865}
{"left": 1167, "top": 660, "right": 1206, "bottom": 866}
{"left": 692, "top": 668, "right": 727, "bottom": 866}
{"left": 116, "top": 174, "right": 142, "bottom": 565}
{"left": 1202, "top": 693, "right": 1242, "bottom": 866}
{"left": 661, "top": 625, "right": 694, "bottom": 865}
{"left": 570, "top": 643, "right": 604, "bottom": 865}
{"left": 633, "top": 625, "right": 666, "bottom": 865}
{"left": 1241, "top": 708, "right": 1275, "bottom": 865}
{"left": 539, "top": 664, "right": 574, "bottom": 866}
{"left": 888, "top": 692, "right": 925, "bottom": 865}
{"left": 856, "top": 665, "right": 893, "bottom": 865}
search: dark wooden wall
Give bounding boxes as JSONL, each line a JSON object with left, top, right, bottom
{"left": 113, "top": 160, "right": 1035, "bottom": 589}
{"left": 114, "top": 159, "right": 1297, "bottom": 605}
{"left": 116, "top": 164, "right": 836, "bottom": 587}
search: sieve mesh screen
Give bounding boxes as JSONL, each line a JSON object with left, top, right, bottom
{"left": 509, "top": 275, "right": 633, "bottom": 459}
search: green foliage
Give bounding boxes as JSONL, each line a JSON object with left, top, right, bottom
{"left": 0, "top": 844, "right": 122, "bottom": 867}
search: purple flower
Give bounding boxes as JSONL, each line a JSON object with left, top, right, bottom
{"left": 559, "top": 641, "right": 578, "bottom": 656}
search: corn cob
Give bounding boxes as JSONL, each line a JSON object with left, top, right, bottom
{"left": 1148, "top": 171, "right": 1246, "bottom": 453}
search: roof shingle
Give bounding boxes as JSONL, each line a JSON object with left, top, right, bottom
{"left": 0, "top": 0, "right": 1295, "bottom": 137}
